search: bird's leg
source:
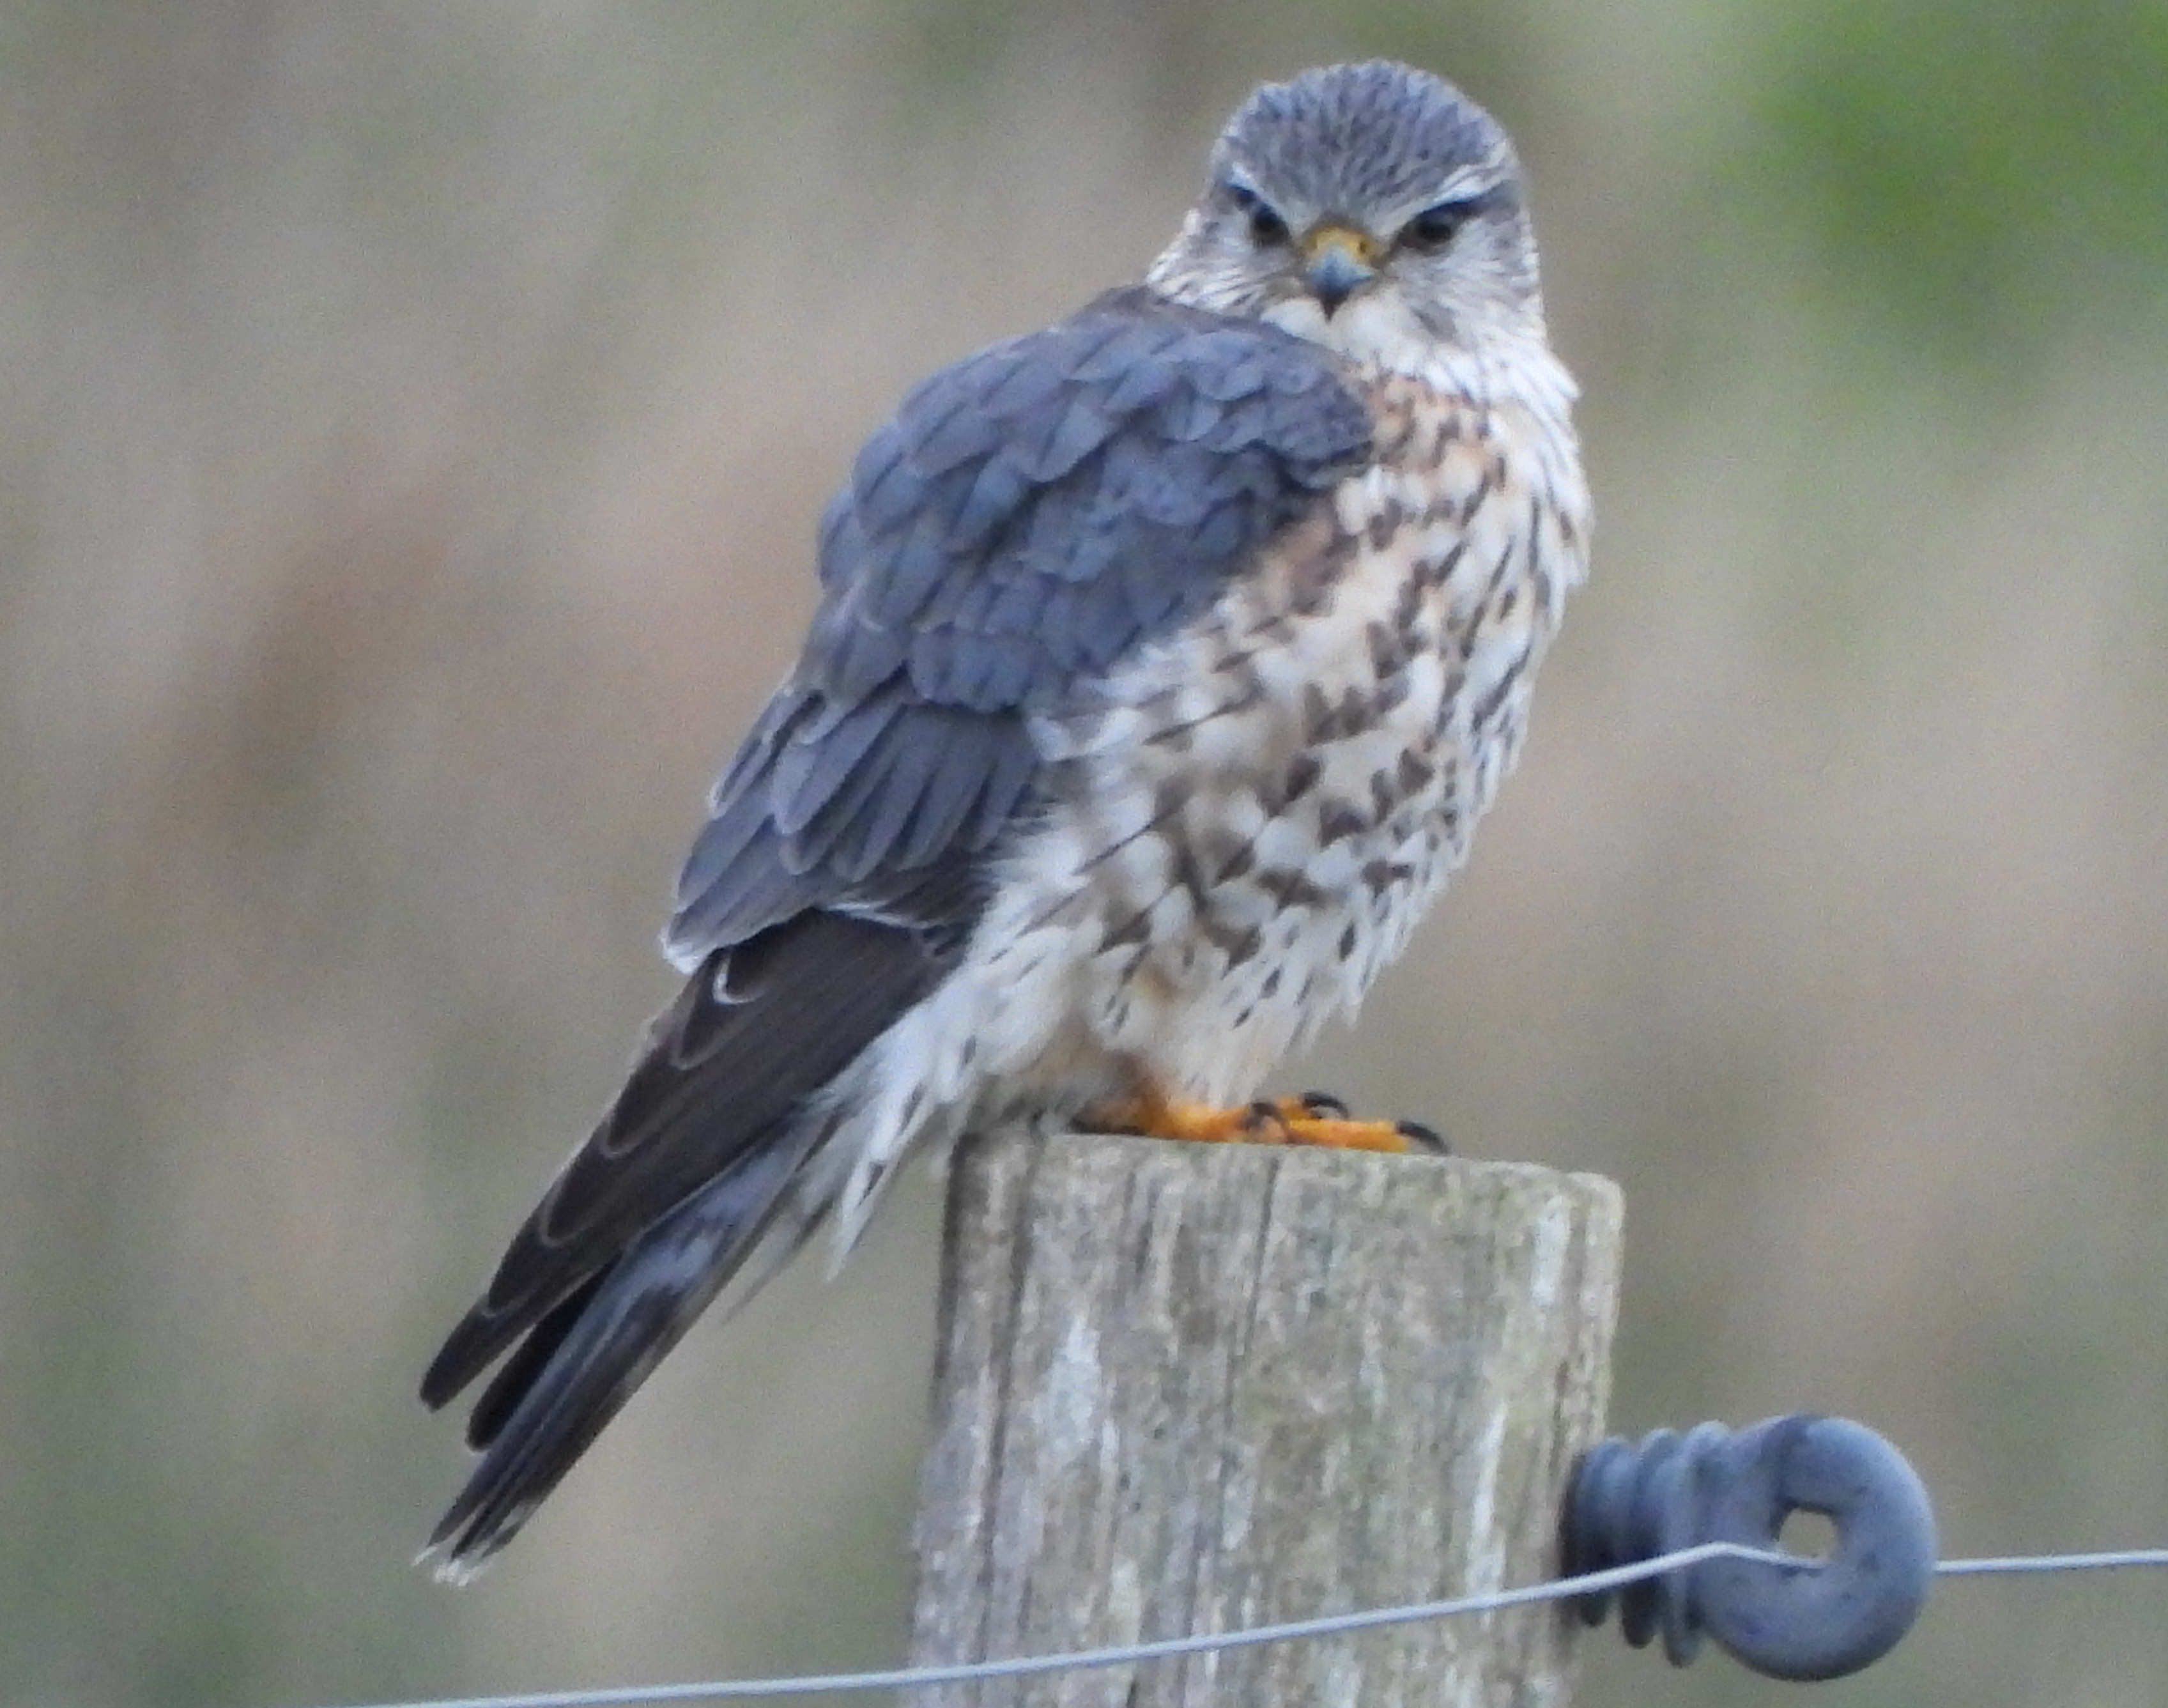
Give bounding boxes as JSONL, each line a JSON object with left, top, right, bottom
{"left": 1082, "top": 1084, "right": 1446, "bottom": 1155}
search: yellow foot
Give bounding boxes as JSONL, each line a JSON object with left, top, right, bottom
{"left": 1083, "top": 1089, "right": 1447, "bottom": 1155}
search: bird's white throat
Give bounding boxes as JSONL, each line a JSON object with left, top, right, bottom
{"left": 1266, "top": 289, "right": 1574, "bottom": 421}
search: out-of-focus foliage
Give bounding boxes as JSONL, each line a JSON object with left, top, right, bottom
{"left": 1748, "top": 0, "right": 2168, "bottom": 372}
{"left": 1, "top": 5, "right": 2163, "bottom": 1708}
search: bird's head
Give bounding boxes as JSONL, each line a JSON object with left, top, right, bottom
{"left": 1148, "top": 62, "right": 1546, "bottom": 370}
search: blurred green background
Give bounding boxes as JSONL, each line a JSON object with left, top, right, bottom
{"left": 4, "top": 3, "right": 2164, "bottom": 1705}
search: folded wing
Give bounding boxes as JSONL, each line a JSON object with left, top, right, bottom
{"left": 417, "top": 289, "right": 1371, "bottom": 1574}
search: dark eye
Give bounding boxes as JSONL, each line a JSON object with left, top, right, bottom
{"left": 1226, "top": 181, "right": 1290, "bottom": 248}
{"left": 1399, "top": 198, "right": 1480, "bottom": 252}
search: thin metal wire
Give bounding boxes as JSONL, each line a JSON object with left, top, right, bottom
{"left": 319, "top": 1542, "right": 2168, "bottom": 1708}
{"left": 1937, "top": 1548, "right": 2168, "bottom": 1578}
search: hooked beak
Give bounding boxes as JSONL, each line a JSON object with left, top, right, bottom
{"left": 1298, "top": 223, "right": 1381, "bottom": 317}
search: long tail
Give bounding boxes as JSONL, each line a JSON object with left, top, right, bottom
{"left": 417, "top": 1124, "right": 821, "bottom": 1582}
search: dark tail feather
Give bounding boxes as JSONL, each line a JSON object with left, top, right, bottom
{"left": 418, "top": 1126, "right": 820, "bottom": 1581}
{"left": 463, "top": 1270, "right": 608, "bottom": 1451}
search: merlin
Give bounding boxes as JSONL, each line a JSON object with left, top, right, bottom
{"left": 420, "top": 59, "right": 1590, "bottom": 1578}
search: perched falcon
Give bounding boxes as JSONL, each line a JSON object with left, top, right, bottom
{"left": 419, "top": 59, "right": 1589, "bottom": 1579}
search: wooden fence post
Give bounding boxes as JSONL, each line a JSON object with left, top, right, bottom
{"left": 907, "top": 1130, "right": 1624, "bottom": 1707}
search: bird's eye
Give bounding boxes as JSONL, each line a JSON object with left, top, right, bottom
{"left": 1399, "top": 198, "right": 1481, "bottom": 252}
{"left": 1226, "top": 182, "right": 1290, "bottom": 248}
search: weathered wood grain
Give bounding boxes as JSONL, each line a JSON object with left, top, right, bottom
{"left": 908, "top": 1130, "right": 1624, "bottom": 1707}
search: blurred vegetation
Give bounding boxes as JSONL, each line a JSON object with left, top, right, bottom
{"left": 1, "top": 4, "right": 2163, "bottom": 1707}
{"left": 1751, "top": 1, "right": 2168, "bottom": 374}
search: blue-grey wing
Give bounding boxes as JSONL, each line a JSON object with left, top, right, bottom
{"left": 418, "top": 293, "right": 1371, "bottom": 1569}
{"left": 664, "top": 286, "right": 1371, "bottom": 964}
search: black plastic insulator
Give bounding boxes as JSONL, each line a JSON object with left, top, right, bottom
{"left": 1561, "top": 1414, "right": 1938, "bottom": 1682}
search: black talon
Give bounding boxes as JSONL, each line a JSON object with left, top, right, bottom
{"left": 1298, "top": 1089, "right": 1350, "bottom": 1118}
{"left": 1395, "top": 1118, "right": 1449, "bottom": 1153}
{"left": 1242, "top": 1099, "right": 1288, "bottom": 1135}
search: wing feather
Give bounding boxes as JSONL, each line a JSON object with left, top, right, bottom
{"left": 419, "top": 884, "right": 971, "bottom": 1413}
{"left": 659, "top": 289, "right": 1367, "bottom": 962}
{"left": 420, "top": 286, "right": 1371, "bottom": 1573}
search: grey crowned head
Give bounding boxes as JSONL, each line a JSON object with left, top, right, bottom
{"left": 1148, "top": 61, "right": 1546, "bottom": 357}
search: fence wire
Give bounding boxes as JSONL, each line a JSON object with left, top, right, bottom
{"left": 318, "top": 1542, "right": 2168, "bottom": 1708}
